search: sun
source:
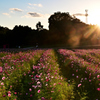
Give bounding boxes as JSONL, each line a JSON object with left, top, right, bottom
{"left": 89, "top": 10, "right": 100, "bottom": 27}
{"left": 94, "top": 20, "right": 100, "bottom": 27}
{"left": 89, "top": 16, "right": 100, "bottom": 26}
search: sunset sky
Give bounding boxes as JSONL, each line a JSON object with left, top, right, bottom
{"left": 1, "top": 0, "right": 100, "bottom": 29}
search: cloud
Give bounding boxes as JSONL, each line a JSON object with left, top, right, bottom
{"left": 28, "top": 12, "right": 42, "bottom": 17}
{"left": 21, "top": 12, "right": 50, "bottom": 18}
{"left": 2, "top": 13, "right": 10, "bottom": 16}
{"left": 2, "top": 13, "right": 11, "bottom": 17}
{"left": 9, "top": 8, "right": 23, "bottom": 12}
{"left": 28, "top": 3, "right": 43, "bottom": 7}
{"left": 28, "top": 3, "right": 32, "bottom": 6}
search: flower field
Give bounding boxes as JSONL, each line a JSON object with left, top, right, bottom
{"left": 0, "top": 49, "right": 100, "bottom": 100}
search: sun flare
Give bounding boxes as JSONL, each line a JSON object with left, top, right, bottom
{"left": 89, "top": 10, "right": 100, "bottom": 27}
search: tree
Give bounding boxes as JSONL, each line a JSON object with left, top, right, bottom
{"left": 11, "top": 25, "right": 32, "bottom": 47}
{"left": 36, "top": 22, "right": 43, "bottom": 31}
{"left": 48, "top": 12, "right": 73, "bottom": 31}
{"left": 48, "top": 12, "right": 74, "bottom": 45}
{"left": 48, "top": 12, "right": 90, "bottom": 47}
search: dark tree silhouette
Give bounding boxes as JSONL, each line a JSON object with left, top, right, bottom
{"left": 48, "top": 12, "right": 91, "bottom": 47}
{"left": 0, "top": 11, "right": 100, "bottom": 48}
{"left": 36, "top": 22, "right": 43, "bottom": 31}
{"left": 48, "top": 12, "right": 75, "bottom": 45}
{"left": 48, "top": 12, "right": 73, "bottom": 31}
{"left": 11, "top": 25, "right": 33, "bottom": 47}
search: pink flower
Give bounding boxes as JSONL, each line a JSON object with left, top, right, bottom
{"left": 45, "top": 84, "right": 48, "bottom": 86}
{"left": 97, "top": 75, "right": 100, "bottom": 78}
{"left": 46, "top": 78, "right": 49, "bottom": 82}
{"left": 53, "top": 83, "right": 56, "bottom": 86}
{"left": 1, "top": 82, "right": 4, "bottom": 85}
{"left": 14, "top": 92, "right": 17, "bottom": 94}
{"left": 31, "top": 75, "right": 33, "bottom": 77}
{"left": 8, "top": 93, "right": 11, "bottom": 97}
{"left": 97, "top": 88, "right": 100, "bottom": 91}
{"left": 76, "top": 70, "right": 78, "bottom": 72}
{"left": 33, "top": 66, "right": 36, "bottom": 69}
{"left": 58, "top": 83, "right": 61, "bottom": 85}
{"left": 0, "top": 67, "right": 2, "bottom": 73}
{"left": 31, "top": 78, "right": 34, "bottom": 81}
{"left": 30, "top": 94, "right": 32, "bottom": 97}
{"left": 89, "top": 80, "right": 91, "bottom": 82}
{"left": 37, "top": 81, "right": 40, "bottom": 84}
{"left": 32, "top": 85, "right": 37, "bottom": 89}
{"left": 24, "top": 73, "right": 26, "bottom": 76}
{"left": 10, "top": 85, "right": 12, "bottom": 88}
{"left": 78, "top": 84, "right": 81, "bottom": 87}
{"left": 36, "top": 75, "right": 39, "bottom": 78}
{"left": 29, "top": 88, "right": 32, "bottom": 91}
{"left": 8, "top": 91, "right": 11, "bottom": 94}
{"left": 2, "top": 77, "right": 5, "bottom": 80}
{"left": 37, "top": 89, "right": 40, "bottom": 93}
{"left": 55, "top": 76, "right": 57, "bottom": 79}
{"left": 32, "top": 71, "right": 34, "bottom": 73}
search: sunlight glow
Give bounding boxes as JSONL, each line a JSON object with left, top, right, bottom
{"left": 89, "top": 9, "right": 100, "bottom": 27}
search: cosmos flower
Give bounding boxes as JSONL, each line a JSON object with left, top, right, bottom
{"left": 37, "top": 89, "right": 41, "bottom": 93}
{"left": 78, "top": 84, "right": 81, "bottom": 87}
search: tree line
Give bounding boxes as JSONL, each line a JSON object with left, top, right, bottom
{"left": 0, "top": 12, "right": 100, "bottom": 48}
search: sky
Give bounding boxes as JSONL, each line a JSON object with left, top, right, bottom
{"left": 1, "top": 0, "right": 100, "bottom": 29}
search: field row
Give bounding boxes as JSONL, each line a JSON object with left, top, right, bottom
{"left": 57, "top": 49, "right": 100, "bottom": 100}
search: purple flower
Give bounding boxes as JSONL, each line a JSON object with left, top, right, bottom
{"left": 85, "top": 71, "right": 87, "bottom": 73}
{"left": 3, "top": 95, "right": 6, "bottom": 97}
{"left": 85, "top": 78, "right": 87, "bottom": 80}
{"left": 76, "top": 76, "right": 78, "bottom": 78}
{"left": 26, "top": 93, "right": 28, "bottom": 95}
{"left": 41, "top": 97, "right": 45, "bottom": 100}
